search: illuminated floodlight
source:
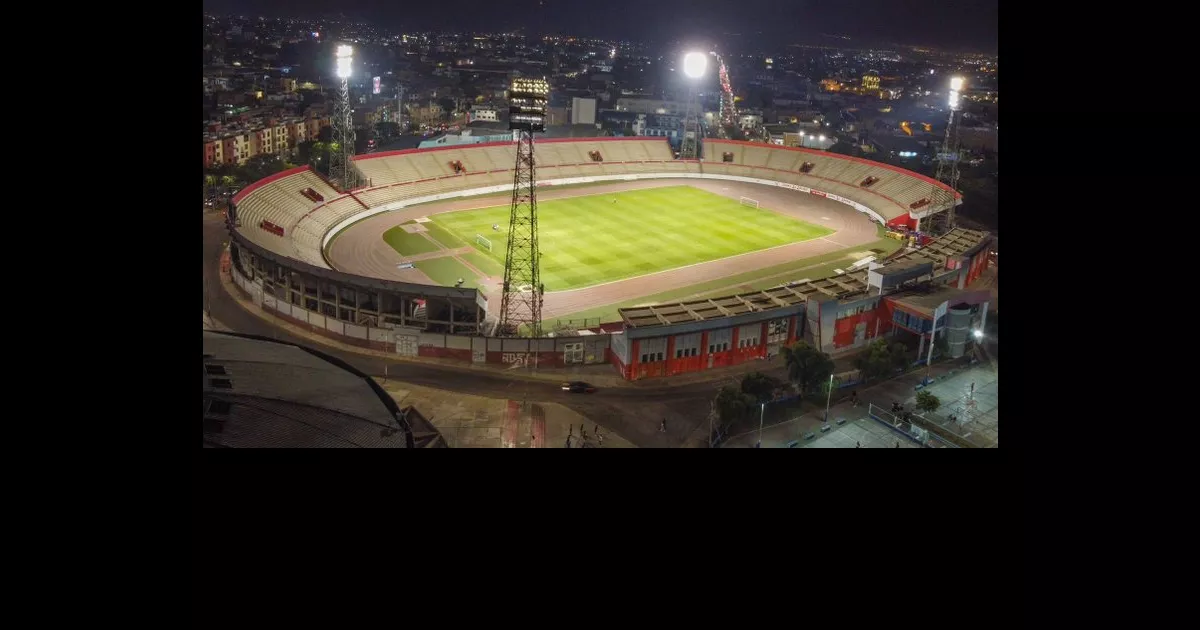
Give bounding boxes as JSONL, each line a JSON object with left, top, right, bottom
{"left": 818, "top": 135, "right": 825, "bottom": 141}
{"left": 949, "top": 76, "right": 964, "bottom": 91}
{"left": 683, "top": 52, "right": 707, "bottom": 79}
{"left": 972, "top": 329, "right": 984, "bottom": 340}
{"left": 335, "top": 44, "right": 353, "bottom": 78}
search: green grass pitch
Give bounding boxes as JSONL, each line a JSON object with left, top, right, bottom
{"left": 382, "top": 223, "right": 440, "bottom": 256}
{"left": 429, "top": 186, "right": 833, "bottom": 291}
{"left": 415, "top": 257, "right": 481, "bottom": 288}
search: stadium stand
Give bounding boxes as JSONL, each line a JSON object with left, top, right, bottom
{"left": 232, "top": 137, "right": 959, "bottom": 271}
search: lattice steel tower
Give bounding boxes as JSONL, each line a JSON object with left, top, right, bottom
{"left": 497, "top": 78, "right": 549, "bottom": 337}
{"left": 680, "top": 52, "right": 708, "bottom": 159}
{"left": 329, "top": 44, "right": 360, "bottom": 191}
{"left": 927, "top": 76, "right": 965, "bottom": 234}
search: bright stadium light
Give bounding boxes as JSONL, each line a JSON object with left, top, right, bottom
{"left": 683, "top": 52, "right": 708, "bottom": 79}
{"left": 818, "top": 134, "right": 825, "bottom": 141}
{"left": 950, "top": 76, "right": 964, "bottom": 91}
{"left": 335, "top": 44, "right": 353, "bottom": 79}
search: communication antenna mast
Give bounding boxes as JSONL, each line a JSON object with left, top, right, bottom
{"left": 927, "top": 76, "right": 964, "bottom": 234}
{"left": 497, "top": 77, "right": 549, "bottom": 337}
{"left": 329, "top": 44, "right": 360, "bottom": 191}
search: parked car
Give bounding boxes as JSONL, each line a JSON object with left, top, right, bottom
{"left": 561, "top": 381, "right": 596, "bottom": 394}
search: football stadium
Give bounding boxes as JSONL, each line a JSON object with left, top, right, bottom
{"left": 225, "top": 137, "right": 993, "bottom": 380}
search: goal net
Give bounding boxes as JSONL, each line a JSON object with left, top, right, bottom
{"left": 475, "top": 234, "right": 493, "bottom": 252}
{"left": 739, "top": 197, "right": 760, "bottom": 209}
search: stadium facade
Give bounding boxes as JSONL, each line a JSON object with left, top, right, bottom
{"left": 224, "top": 137, "right": 991, "bottom": 381}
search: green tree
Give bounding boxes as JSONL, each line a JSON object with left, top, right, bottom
{"left": 713, "top": 385, "right": 757, "bottom": 433}
{"left": 915, "top": 390, "right": 941, "bottom": 415}
{"left": 889, "top": 342, "right": 911, "bottom": 371}
{"left": 932, "top": 335, "right": 949, "bottom": 360}
{"left": 855, "top": 339, "right": 895, "bottom": 382}
{"left": 781, "top": 341, "right": 834, "bottom": 397}
{"left": 375, "top": 121, "right": 400, "bottom": 140}
{"left": 828, "top": 141, "right": 857, "bottom": 156}
{"left": 740, "top": 372, "right": 784, "bottom": 403}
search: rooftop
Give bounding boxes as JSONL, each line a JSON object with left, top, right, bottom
{"left": 202, "top": 331, "right": 446, "bottom": 448}
{"left": 619, "top": 227, "right": 990, "bottom": 330}
{"left": 889, "top": 285, "right": 992, "bottom": 318}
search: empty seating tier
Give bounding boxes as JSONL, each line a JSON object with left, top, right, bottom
{"left": 231, "top": 137, "right": 956, "bottom": 274}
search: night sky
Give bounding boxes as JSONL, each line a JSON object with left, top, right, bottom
{"left": 203, "top": 0, "right": 997, "bottom": 53}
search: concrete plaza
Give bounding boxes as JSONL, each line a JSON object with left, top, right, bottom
{"left": 720, "top": 358, "right": 998, "bottom": 448}
{"left": 377, "top": 379, "right": 635, "bottom": 448}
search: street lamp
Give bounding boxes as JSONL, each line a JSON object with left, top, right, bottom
{"left": 756, "top": 402, "right": 765, "bottom": 448}
{"left": 973, "top": 329, "right": 984, "bottom": 340}
{"left": 823, "top": 373, "right": 834, "bottom": 423}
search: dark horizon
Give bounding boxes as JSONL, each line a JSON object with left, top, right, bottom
{"left": 202, "top": 0, "right": 998, "bottom": 54}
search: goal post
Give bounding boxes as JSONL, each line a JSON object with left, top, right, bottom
{"left": 475, "top": 234, "right": 493, "bottom": 252}
{"left": 739, "top": 196, "right": 760, "bottom": 209}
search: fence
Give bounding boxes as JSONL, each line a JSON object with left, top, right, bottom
{"left": 866, "top": 403, "right": 932, "bottom": 447}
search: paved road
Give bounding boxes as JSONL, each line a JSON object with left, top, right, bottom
{"left": 204, "top": 215, "right": 730, "bottom": 446}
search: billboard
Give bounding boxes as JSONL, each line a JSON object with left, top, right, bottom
{"left": 372, "top": 76, "right": 381, "bottom": 95}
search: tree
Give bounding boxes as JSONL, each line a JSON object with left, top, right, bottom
{"left": 740, "top": 372, "right": 784, "bottom": 403}
{"left": 932, "top": 335, "right": 949, "bottom": 360}
{"left": 889, "top": 342, "right": 911, "bottom": 371}
{"left": 235, "top": 154, "right": 292, "bottom": 186}
{"left": 713, "top": 385, "right": 757, "bottom": 433}
{"left": 375, "top": 121, "right": 400, "bottom": 140}
{"left": 828, "top": 141, "right": 857, "bottom": 156}
{"left": 296, "top": 140, "right": 316, "bottom": 165}
{"left": 855, "top": 339, "right": 897, "bottom": 382}
{"left": 915, "top": 390, "right": 941, "bottom": 415}
{"left": 781, "top": 341, "right": 834, "bottom": 397}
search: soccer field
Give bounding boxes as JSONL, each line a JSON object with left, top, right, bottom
{"left": 429, "top": 185, "right": 833, "bottom": 291}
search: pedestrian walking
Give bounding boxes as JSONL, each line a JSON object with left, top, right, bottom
{"left": 970, "top": 382, "right": 975, "bottom": 394}
{"left": 855, "top": 441, "right": 861, "bottom": 448}
{"left": 851, "top": 391, "right": 859, "bottom": 407}
{"left": 659, "top": 419, "right": 667, "bottom": 432}
{"left": 594, "top": 424, "right": 599, "bottom": 435}
{"left": 597, "top": 433, "right": 605, "bottom": 446}
{"left": 895, "top": 441, "right": 900, "bottom": 448}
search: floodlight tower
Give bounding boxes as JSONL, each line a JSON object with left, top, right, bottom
{"left": 497, "top": 77, "right": 549, "bottom": 338}
{"left": 928, "top": 76, "right": 965, "bottom": 233}
{"left": 680, "top": 52, "right": 707, "bottom": 159}
{"left": 329, "top": 44, "right": 359, "bottom": 191}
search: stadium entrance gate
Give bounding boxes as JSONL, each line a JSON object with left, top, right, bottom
{"left": 394, "top": 328, "right": 421, "bottom": 357}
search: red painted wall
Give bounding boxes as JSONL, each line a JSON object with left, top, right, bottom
{"left": 831, "top": 306, "right": 888, "bottom": 348}
{"left": 887, "top": 213, "right": 917, "bottom": 231}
